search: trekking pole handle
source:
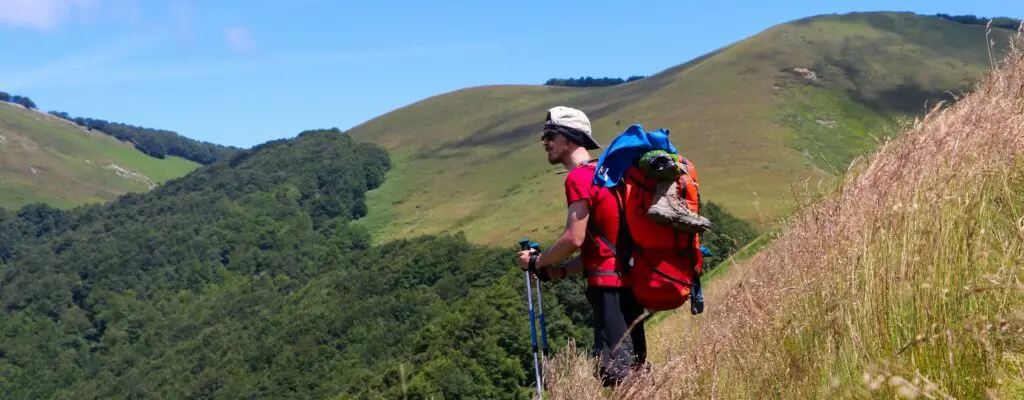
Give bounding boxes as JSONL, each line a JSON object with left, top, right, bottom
{"left": 519, "top": 239, "right": 542, "bottom": 273}
{"left": 518, "top": 239, "right": 542, "bottom": 252}
{"left": 518, "top": 239, "right": 531, "bottom": 251}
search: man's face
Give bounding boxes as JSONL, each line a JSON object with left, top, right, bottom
{"left": 542, "top": 130, "right": 570, "bottom": 165}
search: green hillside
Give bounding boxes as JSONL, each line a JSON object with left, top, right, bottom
{"left": 347, "top": 11, "right": 1017, "bottom": 246}
{"left": 0, "top": 102, "right": 200, "bottom": 209}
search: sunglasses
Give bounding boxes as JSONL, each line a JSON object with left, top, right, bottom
{"left": 541, "top": 130, "right": 560, "bottom": 142}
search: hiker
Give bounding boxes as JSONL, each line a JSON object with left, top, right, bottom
{"left": 516, "top": 106, "right": 648, "bottom": 386}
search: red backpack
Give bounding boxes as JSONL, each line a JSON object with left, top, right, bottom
{"left": 591, "top": 154, "right": 708, "bottom": 313}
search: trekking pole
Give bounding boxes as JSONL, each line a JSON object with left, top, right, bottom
{"left": 526, "top": 241, "right": 549, "bottom": 382}
{"left": 535, "top": 273, "right": 549, "bottom": 357}
{"left": 519, "top": 239, "right": 543, "bottom": 399}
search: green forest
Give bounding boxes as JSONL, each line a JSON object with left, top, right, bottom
{"left": 0, "top": 129, "right": 755, "bottom": 399}
{"left": 934, "top": 13, "right": 1023, "bottom": 30}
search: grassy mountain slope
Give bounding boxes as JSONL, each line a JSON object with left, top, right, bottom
{"left": 348, "top": 12, "right": 1017, "bottom": 246}
{"left": 0, "top": 102, "right": 199, "bottom": 209}
{"left": 546, "top": 32, "right": 1024, "bottom": 399}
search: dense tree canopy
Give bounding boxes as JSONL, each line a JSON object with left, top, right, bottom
{"left": 544, "top": 75, "right": 646, "bottom": 87}
{"left": 0, "top": 129, "right": 754, "bottom": 398}
{"left": 47, "top": 110, "right": 239, "bottom": 165}
{"left": 0, "top": 92, "right": 37, "bottom": 110}
{"left": 935, "top": 13, "right": 1023, "bottom": 31}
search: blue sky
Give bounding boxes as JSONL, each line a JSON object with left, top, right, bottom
{"left": 1, "top": 1, "right": 1021, "bottom": 148}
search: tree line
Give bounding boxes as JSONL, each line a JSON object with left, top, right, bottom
{"left": 0, "top": 129, "right": 756, "bottom": 398}
{"left": 0, "top": 91, "right": 38, "bottom": 110}
{"left": 2, "top": 88, "right": 236, "bottom": 165}
{"left": 47, "top": 110, "right": 239, "bottom": 165}
{"left": 544, "top": 75, "right": 647, "bottom": 87}
{"left": 935, "top": 13, "right": 1023, "bottom": 31}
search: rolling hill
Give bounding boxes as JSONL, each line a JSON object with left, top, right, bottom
{"left": 0, "top": 102, "right": 201, "bottom": 209}
{"left": 347, "top": 11, "right": 1018, "bottom": 246}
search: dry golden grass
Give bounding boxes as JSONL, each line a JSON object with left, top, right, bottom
{"left": 543, "top": 29, "right": 1024, "bottom": 400}
{"left": 542, "top": 340, "right": 606, "bottom": 399}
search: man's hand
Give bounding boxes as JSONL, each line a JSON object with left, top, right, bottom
{"left": 518, "top": 250, "right": 569, "bottom": 281}
{"left": 517, "top": 250, "right": 537, "bottom": 271}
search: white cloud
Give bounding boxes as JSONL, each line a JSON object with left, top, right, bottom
{"left": 0, "top": 0, "right": 100, "bottom": 30}
{"left": 225, "top": 26, "right": 255, "bottom": 52}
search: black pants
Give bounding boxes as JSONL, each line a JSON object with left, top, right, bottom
{"left": 586, "top": 286, "right": 648, "bottom": 386}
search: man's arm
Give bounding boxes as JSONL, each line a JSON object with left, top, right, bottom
{"left": 536, "top": 199, "right": 589, "bottom": 268}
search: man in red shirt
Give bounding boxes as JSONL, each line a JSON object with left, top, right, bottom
{"left": 517, "top": 106, "right": 648, "bottom": 386}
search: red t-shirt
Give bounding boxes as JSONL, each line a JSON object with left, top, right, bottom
{"left": 564, "top": 163, "right": 627, "bottom": 287}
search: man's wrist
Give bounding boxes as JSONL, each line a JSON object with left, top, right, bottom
{"left": 535, "top": 252, "right": 551, "bottom": 268}
{"left": 534, "top": 266, "right": 551, "bottom": 281}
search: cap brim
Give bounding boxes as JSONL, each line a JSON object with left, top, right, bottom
{"left": 544, "top": 123, "right": 600, "bottom": 149}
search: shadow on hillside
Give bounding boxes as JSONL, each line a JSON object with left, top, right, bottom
{"left": 428, "top": 95, "right": 643, "bottom": 153}
{"left": 429, "top": 47, "right": 731, "bottom": 153}
{"left": 850, "top": 83, "right": 967, "bottom": 115}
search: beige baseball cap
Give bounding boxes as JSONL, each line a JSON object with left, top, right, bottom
{"left": 543, "top": 106, "right": 601, "bottom": 150}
